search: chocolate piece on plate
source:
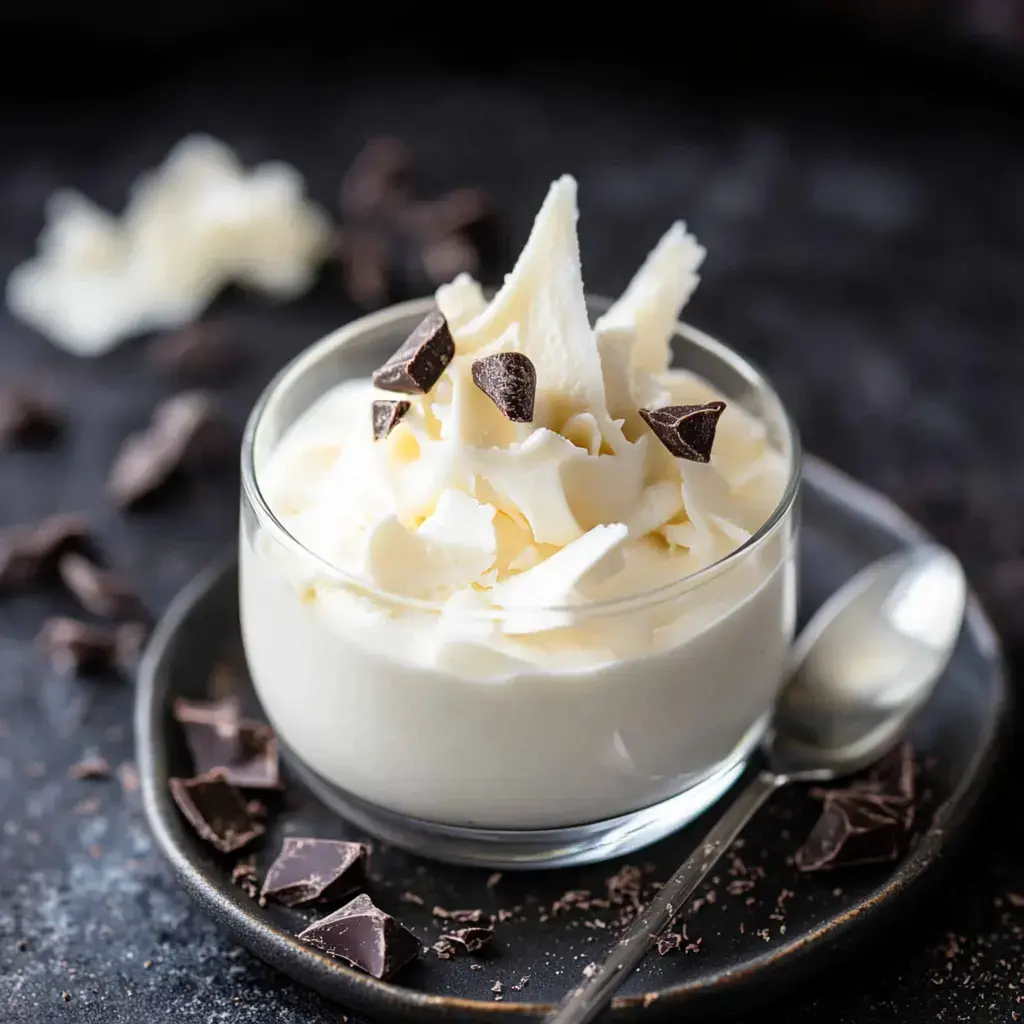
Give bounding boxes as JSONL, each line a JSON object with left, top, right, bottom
{"left": 172, "top": 698, "right": 279, "bottom": 790}
{"left": 371, "top": 310, "right": 454, "bottom": 394}
{"left": 437, "top": 926, "right": 493, "bottom": 954}
{"left": 58, "top": 553, "right": 141, "bottom": 619}
{"left": 261, "top": 837, "right": 368, "bottom": 907}
{"left": 68, "top": 755, "right": 111, "bottom": 780}
{"left": 298, "top": 893, "right": 420, "bottom": 980}
{"left": 108, "top": 392, "right": 225, "bottom": 508}
{"left": 471, "top": 353, "right": 537, "bottom": 423}
{"left": 168, "top": 769, "right": 265, "bottom": 854}
{"left": 639, "top": 402, "right": 727, "bottom": 463}
{"left": 0, "top": 514, "right": 93, "bottom": 591}
{"left": 37, "top": 617, "right": 127, "bottom": 676}
{"left": 0, "top": 386, "right": 63, "bottom": 448}
{"left": 149, "top": 323, "right": 241, "bottom": 383}
{"left": 372, "top": 400, "right": 410, "bottom": 441}
{"left": 794, "top": 792, "right": 903, "bottom": 872}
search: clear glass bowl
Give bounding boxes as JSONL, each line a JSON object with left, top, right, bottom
{"left": 239, "top": 297, "right": 801, "bottom": 868}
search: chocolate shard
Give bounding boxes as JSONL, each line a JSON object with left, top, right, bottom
{"left": 108, "top": 392, "right": 227, "bottom": 509}
{"left": 372, "top": 310, "right": 454, "bottom": 395}
{"left": 795, "top": 793, "right": 903, "bottom": 872}
{"left": 172, "top": 698, "right": 279, "bottom": 790}
{"left": 639, "top": 402, "right": 727, "bottom": 463}
{"left": 471, "top": 353, "right": 537, "bottom": 423}
{"left": 37, "top": 617, "right": 124, "bottom": 676}
{"left": 0, "top": 387, "right": 63, "bottom": 448}
{"left": 58, "top": 553, "right": 141, "bottom": 619}
{"left": 372, "top": 400, "right": 411, "bottom": 441}
{"left": 437, "top": 926, "right": 493, "bottom": 954}
{"left": 149, "top": 323, "right": 241, "bottom": 383}
{"left": 168, "top": 769, "right": 265, "bottom": 854}
{"left": 261, "top": 838, "right": 368, "bottom": 907}
{"left": 0, "top": 514, "right": 94, "bottom": 592}
{"left": 298, "top": 893, "right": 420, "bottom": 980}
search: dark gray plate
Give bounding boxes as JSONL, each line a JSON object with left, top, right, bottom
{"left": 136, "top": 457, "right": 1007, "bottom": 1022}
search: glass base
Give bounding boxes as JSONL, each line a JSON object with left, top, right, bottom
{"left": 280, "top": 717, "right": 766, "bottom": 869}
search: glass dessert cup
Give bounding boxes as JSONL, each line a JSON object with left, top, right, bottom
{"left": 240, "top": 297, "right": 801, "bottom": 869}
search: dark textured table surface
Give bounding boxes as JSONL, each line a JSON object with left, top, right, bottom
{"left": 0, "top": 51, "right": 1022, "bottom": 1024}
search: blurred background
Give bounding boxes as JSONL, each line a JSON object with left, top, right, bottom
{"left": 1, "top": 3, "right": 1022, "bottom": 1022}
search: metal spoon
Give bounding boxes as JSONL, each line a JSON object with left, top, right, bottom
{"left": 546, "top": 544, "right": 967, "bottom": 1024}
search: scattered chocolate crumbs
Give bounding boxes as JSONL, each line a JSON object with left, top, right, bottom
{"left": 168, "top": 769, "right": 265, "bottom": 854}
{"left": 58, "top": 553, "right": 142, "bottom": 619}
{"left": 173, "top": 697, "right": 280, "bottom": 790}
{"left": 372, "top": 399, "right": 410, "bottom": 441}
{"left": 372, "top": 310, "right": 454, "bottom": 395}
{"left": 432, "top": 906, "right": 487, "bottom": 923}
{"left": 470, "top": 963, "right": 483, "bottom": 971}
{"left": 432, "top": 939, "right": 456, "bottom": 960}
{"left": 491, "top": 981, "right": 504, "bottom": 1000}
{"left": 37, "top": 618, "right": 140, "bottom": 677}
{"left": 68, "top": 755, "right": 110, "bottom": 780}
{"left": 299, "top": 894, "right": 420, "bottom": 980}
{"left": 0, "top": 513, "right": 93, "bottom": 592}
{"left": 486, "top": 873, "right": 502, "bottom": 889}
{"left": 333, "top": 137, "right": 496, "bottom": 308}
{"left": 0, "top": 386, "right": 63, "bottom": 448}
{"left": 261, "top": 838, "right": 368, "bottom": 907}
{"left": 437, "top": 926, "right": 493, "bottom": 954}
{"left": 232, "top": 856, "right": 261, "bottom": 900}
{"left": 639, "top": 402, "right": 727, "bottom": 463}
{"left": 512, "top": 976, "right": 530, "bottom": 991}
{"left": 149, "top": 323, "right": 241, "bottom": 383}
{"left": 108, "top": 392, "right": 228, "bottom": 508}
{"left": 471, "top": 353, "right": 537, "bottom": 423}
{"left": 399, "top": 892, "right": 424, "bottom": 906}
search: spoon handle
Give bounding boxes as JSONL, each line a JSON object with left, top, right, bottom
{"left": 546, "top": 770, "right": 785, "bottom": 1024}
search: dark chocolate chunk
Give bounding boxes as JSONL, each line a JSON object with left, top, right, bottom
{"left": 471, "top": 353, "right": 537, "bottom": 423}
{"left": 372, "top": 310, "right": 454, "bottom": 395}
{"left": 172, "top": 698, "right": 279, "bottom": 790}
{"left": 149, "top": 323, "right": 241, "bottom": 383}
{"left": 639, "top": 402, "right": 727, "bottom": 463}
{"left": 108, "top": 392, "right": 226, "bottom": 508}
{"left": 168, "top": 769, "right": 265, "bottom": 854}
{"left": 340, "top": 137, "right": 412, "bottom": 221}
{"left": 69, "top": 755, "right": 110, "bottom": 780}
{"left": 795, "top": 794, "right": 903, "bottom": 872}
{"left": 372, "top": 400, "right": 411, "bottom": 441}
{"left": 58, "top": 553, "right": 141, "bottom": 619}
{"left": 437, "top": 926, "right": 493, "bottom": 954}
{"left": 37, "top": 618, "right": 129, "bottom": 676}
{"left": 0, "top": 387, "right": 63, "bottom": 448}
{"left": 261, "top": 838, "right": 368, "bottom": 907}
{"left": 0, "top": 513, "right": 93, "bottom": 591}
{"left": 298, "top": 893, "right": 420, "bottom": 980}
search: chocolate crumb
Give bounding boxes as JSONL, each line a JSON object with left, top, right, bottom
{"left": 431, "top": 939, "right": 456, "bottom": 960}
{"left": 58, "top": 553, "right": 141, "bottom": 620}
{"left": 117, "top": 762, "right": 140, "bottom": 793}
{"left": 61, "top": 991, "right": 71, "bottom": 1003}
{"left": 0, "top": 513, "right": 93, "bottom": 592}
{"left": 37, "top": 618, "right": 126, "bottom": 676}
{"left": 399, "top": 892, "right": 424, "bottom": 906}
{"left": 69, "top": 755, "right": 110, "bottom": 780}
{"left": 639, "top": 402, "right": 727, "bottom": 463}
{"left": 0, "top": 387, "right": 63, "bottom": 448}
{"left": 491, "top": 981, "right": 504, "bottom": 1000}
{"left": 486, "top": 872, "right": 502, "bottom": 889}
{"left": 15, "top": 938, "right": 28, "bottom": 952}
{"left": 372, "top": 310, "right": 454, "bottom": 395}
{"left": 437, "top": 926, "right": 493, "bottom": 954}
{"left": 372, "top": 400, "right": 411, "bottom": 441}
{"left": 232, "top": 856, "right": 261, "bottom": 900}
{"left": 656, "top": 931, "right": 685, "bottom": 955}
{"left": 432, "top": 906, "right": 487, "bottom": 923}
{"left": 471, "top": 353, "right": 537, "bottom": 423}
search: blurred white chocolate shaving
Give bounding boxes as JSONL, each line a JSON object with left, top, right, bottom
{"left": 6, "top": 135, "right": 332, "bottom": 355}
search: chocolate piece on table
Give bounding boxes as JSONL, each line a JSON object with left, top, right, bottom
{"left": 58, "top": 553, "right": 141, "bottom": 619}
{"left": 298, "top": 893, "right": 420, "bottom": 980}
{"left": 471, "top": 353, "right": 537, "bottom": 423}
{"left": 69, "top": 755, "right": 111, "bottom": 780}
{"left": 639, "top": 402, "right": 727, "bottom": 463}
{"left": 108, "top": 392, "right": 225, "bottom": 508}
{"left": 795, "top": 793, "right": 903, "bottom": 872}
{"left": 372, "top": 310, "right": 454, "bottom": 395}
{"left": 0, "top": 387, "right": 63, "bottom": 447}
{"left": 168, "top": 769, "right": 265, "bottom": 854}
{"left": 261, "top": 838, "right": 368, "bottom": 907}
{"left": 372, "top": 400, "right": 411, "bottom": 441}
{"left": 437, "top": 926, "right": 493, "bottom": 953}
{"left": 149, "top": 323, "right": 240, "bottom": 383}
{"left": 0, "top": 514, "right": 93, "bottom": 591}
{"left": 172, "top": 698, "right": 279, "bottom": 790}
{"left": 37, "top": 618, "right": 126, "bottom": 676}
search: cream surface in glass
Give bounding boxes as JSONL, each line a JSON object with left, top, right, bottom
{"left": 240, "top": 176, "right": 800, "bottom": 867}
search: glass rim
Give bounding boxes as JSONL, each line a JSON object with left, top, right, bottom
{"left": 240, "top": 295, "right": 803, "bottom": 620}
